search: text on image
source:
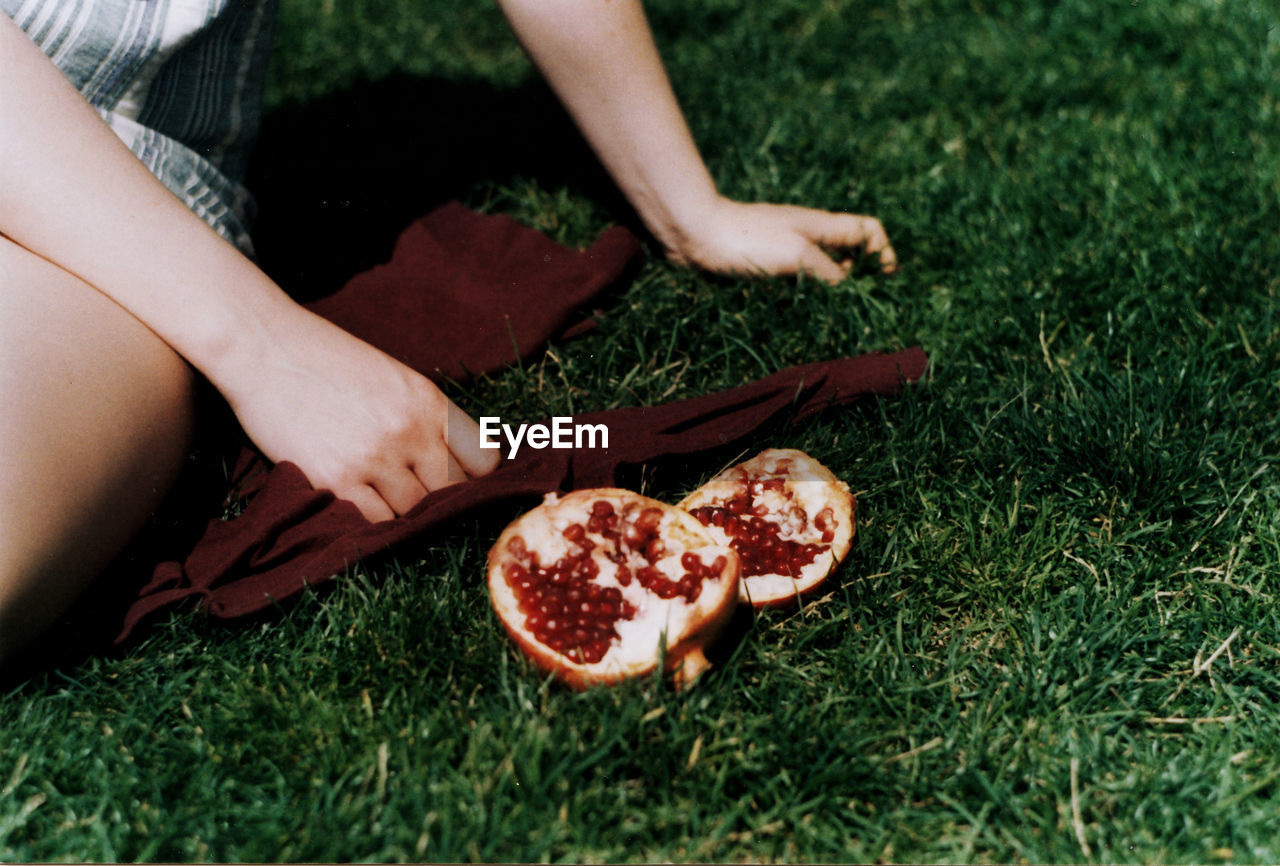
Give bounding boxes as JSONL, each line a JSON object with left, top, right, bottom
{"left": 479, "top": 416, "right": 610, "bottom": 459}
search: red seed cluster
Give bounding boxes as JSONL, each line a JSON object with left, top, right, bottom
{"left": 503, "top": 499, "right": 720, "bottom": 664}
{"left": 634, "top": 552, "right": 727, "bottom": 602}
{"left": 688, "top": 471, "right": 833, "bottom": 578}
{"left": 504, "top": 532, "right": 633, "bottom": 664}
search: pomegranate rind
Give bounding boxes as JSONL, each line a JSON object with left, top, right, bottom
{"left": 487, "top": 488, "right": 739, "bottom": 689}
{"left": 678, "top": 449, "right": 855, "bottom": 608}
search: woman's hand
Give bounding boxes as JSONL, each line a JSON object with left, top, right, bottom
{"left": 497, "top": 0, "right": 899, "bottom": 286}
{"left": 221, "top": 308, "right": 500, "bottom": 523}
{"left": 664, "top": 198, "right": 898, "bottom": 283}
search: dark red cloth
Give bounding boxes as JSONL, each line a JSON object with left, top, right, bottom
{"left": 306, "top": 201, "right": 640, "bottom": 382}
{"left": 114, "top": 203, "right": 927, "bottom": 642}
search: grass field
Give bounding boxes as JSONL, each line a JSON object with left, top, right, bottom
{"left": 4, "top": 0, "right": 1280, "bottom": 861}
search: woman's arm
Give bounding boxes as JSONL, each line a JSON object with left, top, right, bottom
{"left": 0, "top": 16, "right": 497, "bottom": 522}
{"left": 495, "top": 0, "right": 897, "bottom": 281}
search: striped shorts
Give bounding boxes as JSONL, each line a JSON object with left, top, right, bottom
{"left": 4, "top": 0, "right": 277, "bottom": 255}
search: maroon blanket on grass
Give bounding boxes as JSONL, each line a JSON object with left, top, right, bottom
{"left": 115, "top": 202, "right": 928, "bottom": 642}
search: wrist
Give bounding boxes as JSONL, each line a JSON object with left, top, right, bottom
{"left": 170, "top": 261, "right": 315, "bottom": 397}
{"left": 648, "top": 191, "right": 734, "bottom": 268}
{"left": 638, "top": 184, "right": 724, "bottom": 265}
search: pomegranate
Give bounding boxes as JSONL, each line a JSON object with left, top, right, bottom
{"left": 487, "top": 488, "right": 740, "bottom": 689}
{"left": 678, "top": 449, "right": 855, "bottom": 608}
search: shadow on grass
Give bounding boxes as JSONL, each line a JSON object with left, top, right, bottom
{"left": 246, "top": 73, "right": 629, "bottom": 302}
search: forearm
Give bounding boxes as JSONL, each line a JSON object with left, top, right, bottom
{"left": 497, "top": 0, "right": 897, "bottom": 280}
{"left": 495, "top": 0, "right": 719, "bottom": 251}
{"left": 0, "top": 15, "right": 300, "bottom": 386}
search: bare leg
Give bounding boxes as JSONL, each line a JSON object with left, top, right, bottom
{"left": 0, "top": 236, "right": 196, "bottom": 664}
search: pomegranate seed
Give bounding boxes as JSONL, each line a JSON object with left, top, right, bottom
{"left": 623, "top": 522, "right": 648, "bottom": 548}
{"left": 636, "top": 508, "right": 663, "bottom": 532}
{"left": 563, "top": 523, "right": 586, "bottom": 543}
{"left": 582, "top": 640, "right": 610, "bottom": 664}
{"left": 507, "top": 535, "right": 527, "bottom": 558}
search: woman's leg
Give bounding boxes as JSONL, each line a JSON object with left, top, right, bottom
{"left": 0, "top": 235, "right": 196, "bottom": 664}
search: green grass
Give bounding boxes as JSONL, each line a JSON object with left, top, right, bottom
{"left": 6, "top": 0, "right": 1280, "bottom": 861}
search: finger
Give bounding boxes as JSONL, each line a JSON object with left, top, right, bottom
{"left": 410, "top": 438, "right": 452, "bottom": 493}
{"left": 410, "top": 451, "right": 470, "bottom": 495}
{"left": 792, "top": 209, "right": 882, "bottom": 247}
{"left": 796, "top": 244, "right": 849, "bottom": 285}
{"left": 860, "top": 217, "right": 901, "bottom": 272}
{"left": 341, "top": 483, "right": 396, "bottom": 524}
{"left": 371, "top": 468, "right": 431, "bottom": 517}
{"left": 444, "top": 401, "right": 502, "bottom": 478}
{"left": 794, "top": 210, "right": 898, "bottom": 274}
{"left": 446, "top": 451, "right": 468, "bottom": 484}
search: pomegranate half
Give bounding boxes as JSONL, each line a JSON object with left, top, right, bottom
{"left": 678, "top": 449, "right": 855, "bottom": 608}
{"left": 487, "top": 488, "right": 740, "bottom": 689}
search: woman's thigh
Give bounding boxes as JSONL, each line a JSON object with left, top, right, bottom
{"left": 0, "top": 235, "right": 196, "bottom": 661}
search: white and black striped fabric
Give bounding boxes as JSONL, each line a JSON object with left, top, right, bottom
{"left": 4, "top": 0, "right": 278, "bottom": 254}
